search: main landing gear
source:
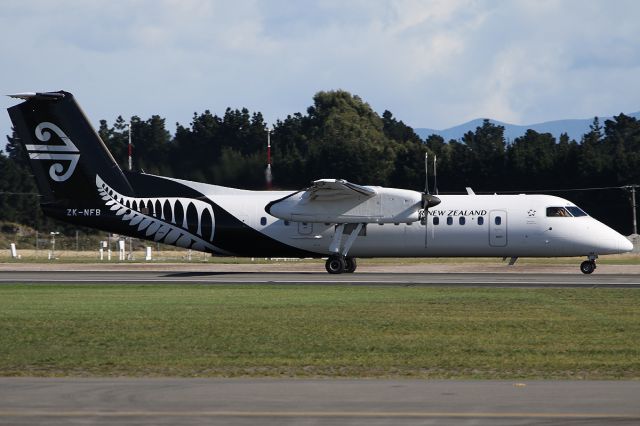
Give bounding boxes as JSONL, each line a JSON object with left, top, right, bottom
{"left": 325, "top": 255, "right": 357, "bottom": 274}
{"left": 325, "top": 223, "right": 363, "bottom": 274}
{"left": 580, "top": 254, "right": 598, "bottom": 274}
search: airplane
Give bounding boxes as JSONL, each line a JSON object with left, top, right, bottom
{"left": 6, "top": 91, "right": 633, "bottom": 274}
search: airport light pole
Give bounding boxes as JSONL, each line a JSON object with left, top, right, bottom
{"left": 625, "top": 185, "right": 638, "bottom": 235}
{"left": 126, "top": 122, "right": 133, "bottom": 171}
{"left": 265, "top": 127, "right": 273, "bottom": 189}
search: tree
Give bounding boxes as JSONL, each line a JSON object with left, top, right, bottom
{"left": 5, "top": 127, "right": 28, "bottom": 168}
{"left": 460, "top": 120, "right": 506, "bottom": 190}
{"left": 381, "top": 110, "right": 422, "bottom": 145}
{"left": 577, "top": 117, "right": 608, "bottom": 183}
{"left": 603, "top": 114, "right": 640, "bottom": 184}
{"left": 305, "top": 90, "right": 397, "bottom": 185}
{"left": 506, "top": 130, "right": 556, "bottom": 189}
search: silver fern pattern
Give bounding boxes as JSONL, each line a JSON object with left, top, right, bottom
{"left": 96, "top": 175, "right": 224, "bottom": 253}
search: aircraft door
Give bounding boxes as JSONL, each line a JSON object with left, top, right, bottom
{"left": 489, "top": 210, "right": 507, "bottom": 247}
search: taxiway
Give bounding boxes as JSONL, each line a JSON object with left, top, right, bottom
{"left": 0, "top": 378, "right": 639, "bottom": 425}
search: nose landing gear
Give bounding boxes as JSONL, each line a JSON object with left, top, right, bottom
{"left": 580, "top": 254, "right": 598, "bottom": 274}
{"left": 580, "top": 260, "right": 596, "bottom": 274}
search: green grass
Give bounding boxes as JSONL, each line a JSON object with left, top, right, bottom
{"left": 0, "top": 284, "right": 639, "bottom": 379}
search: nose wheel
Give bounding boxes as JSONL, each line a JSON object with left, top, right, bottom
{"left": 580, "top": 260, "right": 596, "bottom": 274}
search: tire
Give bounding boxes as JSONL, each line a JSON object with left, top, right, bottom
{"left": 344, "top": 257, "right": 357, "bottom": 273}
{"left": 325, "top": 256, "right": 346, "bottom": 274}
{"left": 580, "top": 260, "right": 596, "bottom": 274}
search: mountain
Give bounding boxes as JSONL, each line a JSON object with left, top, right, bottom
{"left": 415, "top": 112, "right": 640, "bottom": 142}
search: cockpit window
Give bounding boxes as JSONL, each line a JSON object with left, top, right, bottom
{"left": 566, "top": 206, "right": 587, "bottom": 217}
{"left": 546, "top": 207, "right": 572, "bottom": 217}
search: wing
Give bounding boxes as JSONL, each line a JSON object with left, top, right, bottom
{"left": 266, "top": 179, "right": 421, "bottom": 224}
{"left": 303, "top": 179, "right": 377, "bottom": 202}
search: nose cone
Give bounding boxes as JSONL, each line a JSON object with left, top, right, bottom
{"left": 621, "top": 235, "right": 634, "bottom": 253}
{"left": 595, "top": 228, "right": 634, "bottom": 254}
{"left": 573, "top": 219, "right": 635, "bottom": 255}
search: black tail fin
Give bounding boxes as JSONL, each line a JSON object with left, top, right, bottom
{"left": 7, "top": 91, "right": 134, "bottom": 203}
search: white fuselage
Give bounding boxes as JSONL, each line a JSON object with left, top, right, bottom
{"left": 176, "top": 177, "right": 632, "bottom": 258}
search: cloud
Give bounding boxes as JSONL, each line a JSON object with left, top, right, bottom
{"left": 2, "top": 0, "right": 640, "bottom": 146}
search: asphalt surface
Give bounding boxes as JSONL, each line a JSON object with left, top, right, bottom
{"left": 2, "top": 269, "right": 640, "bottom": 287}
{"left": 1, "top": 378, "right": 639, "bottom": 426}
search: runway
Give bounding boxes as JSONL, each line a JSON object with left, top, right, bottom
{"left": 1, "top": 269, "right": 640, "bottom": 287}
{"left": 1, "top": 378, "right": 639, "bottom": 425}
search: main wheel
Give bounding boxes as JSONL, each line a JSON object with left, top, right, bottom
{"left": 325, "top": 256, "right": 346, "bottom": 274}
{"left": 344, "top": 257, "right": 357, "bottom": 273}
{"left": 580, "top": 260, "right": 596, "bottom": 274}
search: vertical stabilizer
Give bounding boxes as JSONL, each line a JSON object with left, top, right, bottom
{"left": 7, "top": 91, "right": 134, "bottom": 203}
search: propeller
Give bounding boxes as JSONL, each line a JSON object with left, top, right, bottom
{"left": 422, "top": 152, "right": 441, "bottom": 211}
{"left": 433, "top": 154, "right": 439, "bottom": 196}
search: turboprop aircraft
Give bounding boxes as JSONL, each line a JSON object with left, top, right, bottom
{"left": 7, "top": 91, "right": 633, "bottom": 274}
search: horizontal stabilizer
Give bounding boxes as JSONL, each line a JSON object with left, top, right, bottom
{"left": 8, "top": 92, "right": 66, "bottom": 100}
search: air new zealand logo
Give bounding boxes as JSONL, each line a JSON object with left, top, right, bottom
{"left": 25, "top": 122, "right": 80, "bottom": 182}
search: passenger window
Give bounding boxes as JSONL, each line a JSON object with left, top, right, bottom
{"left": 260, "top": 217, "right": 267, "bottom": 226}
{"left": 284, "top": 220, "right": 290, "bottom": 226}
{"left": 478, "top": 216, "right": 484, "bottom": 225}
{"left": 495, "top": 216, "right": 501, "bottom": 225}
{"left": 546, "top": 207, "right": 571, "bottom": 217}
{"left": 446, "top": 217, "right": 453, "bottom": 225}
{"left": 433, "top": 217, "right": 439, "bottom": 225}
{"left": 459, "top": 217, "right": 465, "bottom": 225}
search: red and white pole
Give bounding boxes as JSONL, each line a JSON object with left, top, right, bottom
{"left": 265, "top": 128, "right": 273, "bottom": 189}
{"left": 127, "top": 121, "right": 132, "bottom": 171}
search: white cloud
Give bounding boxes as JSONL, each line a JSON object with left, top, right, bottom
{"left": 2, "top": 0, "right": 640, "bottom": 145}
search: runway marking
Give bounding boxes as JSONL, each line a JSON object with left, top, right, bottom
{"left": 0, "top": 410, "right": 638, "bottom": 419}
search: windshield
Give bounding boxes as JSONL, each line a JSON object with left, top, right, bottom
{"left": 566, "top": 206, "right": 588, "bottom": 217}
{"left": 546, "top": 207, "right": 572, "bottom": 217}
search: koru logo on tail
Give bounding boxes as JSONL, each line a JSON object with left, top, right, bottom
{"left": 25, "top": 122, "right": 80, "bottom": 182}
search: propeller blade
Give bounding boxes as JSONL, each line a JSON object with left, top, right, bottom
{"left": 433, "top": 154, "right": 438, "bottom": 195}
{"left": 424, "top": 152, "right": 430, "bottom": 195}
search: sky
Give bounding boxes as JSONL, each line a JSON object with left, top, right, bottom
{"left": 1, "top": 0, "right": 640, "bottom": 145}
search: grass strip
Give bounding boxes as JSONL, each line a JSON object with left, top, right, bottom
{"left": 0, "top": 284, "right": 638, "bottom": 379}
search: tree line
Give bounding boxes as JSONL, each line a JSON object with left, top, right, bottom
{"left": 1, "top": 90, "right": 639, "bottom": 235}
